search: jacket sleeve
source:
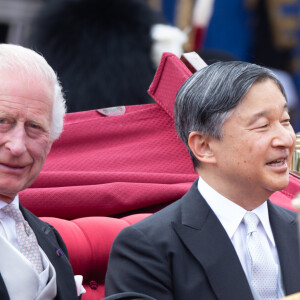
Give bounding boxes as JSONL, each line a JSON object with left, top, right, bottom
{"left": 105, "top": 225, "right": 174, "bottom": 300}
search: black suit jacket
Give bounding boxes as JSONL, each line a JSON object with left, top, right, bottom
{"left": 0, "top": 204, "right": 78, "bottom": 300}
{"left": 105, "top": 180, "right": 300, "bottom": 300}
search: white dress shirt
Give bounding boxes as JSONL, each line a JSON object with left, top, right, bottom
{"left": 197, "top": 177, "right": 285, "bottom": 299}
{"left": 0, "top": 196, "right": 21, "bottom": 250}
{"left": 0, "top": 195, "right": 56, "bottom": 297}
{"left": 0, "top": 195, "right": 86, "bottom": 297}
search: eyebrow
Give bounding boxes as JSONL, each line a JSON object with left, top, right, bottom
{"left": 247, "top": 103, "right": 289, "bottom": 125}
{"left": 0, "top": 111, "right": 48, "bottom": 128}
{"left": 0, "top": 112, "right": 12, "bottom": 118}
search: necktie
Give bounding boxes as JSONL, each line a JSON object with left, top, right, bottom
{"left": 1, "top": 204, "right": 44, "bottom": 273}
{"left": 243, "top": 211, "right": 278, "bottom": 300}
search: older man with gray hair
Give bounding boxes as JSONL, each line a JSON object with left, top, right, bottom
{"left": 0, "top": 44, "right": 80, "bottom": 299}
{"left": 105, "top": 61, "right": 300, "bottom": 299}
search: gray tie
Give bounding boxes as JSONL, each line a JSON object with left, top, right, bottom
{"left": 243, "top": 211, "right": 278, "bottom": 300}
{"left": 1, "top": 204, "right": 44, "bottom": 273}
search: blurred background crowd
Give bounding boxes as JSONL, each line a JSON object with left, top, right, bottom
{"left": 0, "top": 0, "right": 299, "bottom": 130}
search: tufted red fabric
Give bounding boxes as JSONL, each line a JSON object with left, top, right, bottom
{"left": 270, "top": 173, "right": 300, "bottom": 210}
{"left": 20, "top": 104, "right": 197, "bottom": 219}
{"left": 41, "top": 214, "right": 151, "bottom": 300}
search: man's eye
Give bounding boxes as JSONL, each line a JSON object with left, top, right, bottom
{"left": 257, "top": 124, "right": 268, "bottom": 129}
{"left": 26, "top": 123, "right": 42, "bottom": 131}
{"left": 0, "top": 119, "right": 7, "bottom": 124}
{"left": 281, "top": 119, "right": 290, "bottom": 124}
{"left": 30, "top": 124, "right": 39, "bottom": 129}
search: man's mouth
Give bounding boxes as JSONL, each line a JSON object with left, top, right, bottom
{"left": 266, "top": 158, "right": 286, "bottom": 166}
{"left": 0, "top": 163, "right": 27, "bottom": 171}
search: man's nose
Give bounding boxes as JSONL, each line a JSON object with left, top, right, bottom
{"left": 272, "top": 123, "right": 295, "bottom": 148}
{"left": 5, "top": 125, "right": 27, "bottom": 156}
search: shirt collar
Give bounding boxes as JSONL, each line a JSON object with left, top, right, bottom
{"left": 197, "top": 177, "right": 275, "bottom": 246}
{"left": 0, "top": 195, "right": 19, "bottom": 210}
{"left": 252, "top": 202, "right": 275, "bottom": 245}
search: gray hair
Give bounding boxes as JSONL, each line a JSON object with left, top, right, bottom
{"left": 174, "top": 61, "right": 286, "bottom": 168}
{"left": 0, "top": 44, "right": 66, "bottom": 141}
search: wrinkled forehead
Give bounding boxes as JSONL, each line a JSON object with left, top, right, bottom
{"left": 0, "top": 66, "right": 54, "bottom": 97}
{"left": 0, "top": 68, "right": 54, "bottom": 118}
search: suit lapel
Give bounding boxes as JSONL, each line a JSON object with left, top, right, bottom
{"left": 19, "top": 205, "right": 58, "bottom": 257}
{"left": 268, "top": 201, "right": 300, "bottom": 295}
{"left": 0, "top": 275, "right": 9, "bottom": 300}
{"left": 19, "top": 204, "right": 78, "bottom": 300}
{"left": 172, "top": 182, "right": 254, "bottom": 300}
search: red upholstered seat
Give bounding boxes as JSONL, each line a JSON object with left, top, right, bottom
{"left": 41, "top": 214, "right": 151, "bottom": 300}
{"left": 270, "top": 173, "right": 300, "bottom": 210}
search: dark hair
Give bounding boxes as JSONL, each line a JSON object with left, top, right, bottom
{"left": 174, "top": 61, "right": 286, "bottom": 168}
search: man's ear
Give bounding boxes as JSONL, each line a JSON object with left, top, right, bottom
{"left": 188, "top": 131, "right": 216, "bottom": 164}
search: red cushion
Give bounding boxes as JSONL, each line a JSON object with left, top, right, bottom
{"left": 41, "top": 214, "right": 152, "bottom": 300}
{"left": 270, "top": 173, "right": 299, "bottom": 211}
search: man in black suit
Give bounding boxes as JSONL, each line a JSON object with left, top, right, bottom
{"left": 105, "top": 61, "right": 300, "bottom": 299}
{"left": 0, "top": 44, "right": 80, "bottom": 299}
